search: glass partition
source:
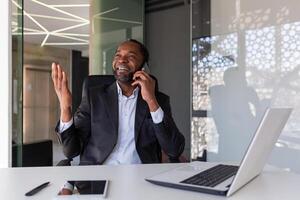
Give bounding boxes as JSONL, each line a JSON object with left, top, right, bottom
{"left": 192, "top": 0, "right": 300, "bottom": 173}
{"left": 11, "top": 0, "right": 144, "bottom": 167}
{"left": 89, "top": 0, "right": 144, "bottom": 75}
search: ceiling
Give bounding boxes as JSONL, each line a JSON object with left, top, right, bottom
{"left": 12, "top": 0, "right": 90, "bottom": 52}
{"left": 11, "top": 0, "right": 185, "bottom": 53}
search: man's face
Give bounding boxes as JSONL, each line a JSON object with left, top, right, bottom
{"left": 112, "top": 41, "right": 144, "bottom": 84}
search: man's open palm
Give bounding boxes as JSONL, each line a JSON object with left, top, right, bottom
{"left": 51, "top": 62, "right": 72, "bottom": 122}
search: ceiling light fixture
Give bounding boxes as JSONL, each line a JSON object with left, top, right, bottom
{"left": 93, "top": 7, "right": 119, "bottom": 18}
{"left": 97, "top": 17, "right": 142, "bottom": 25}
{"left": 55, "top": 33, "right": 89, "bottom": 37}
{"left": 31, "top": 0, "right": 89, "bottom": 23}
{"left": 51, "top": 22, "right": 89, "bottom": 34}
{"left": 24, "top": 11, "right": 48, "bottom": 33}
{"left": 12, "top": 27, "right": 18, "bottom": 32}
{"left": 51, "top": 33, "right": 89, "bottom": 43}
{"left": 26, "top": 13, "right": 86, "bottom": 23}
{"left": 41, "top": 33, "right": 50, "bottom": 46}
{"left": 50, "top": 4, "right": 90, "bottom": 8}
{"left": 12, "top": 0, "right": 93, "bottom": 47}
{"left": 13, "top": 32, "right": 47, "bottom": 35}
{"left": 44, "top": 42, "right": 88, "bottom": 46}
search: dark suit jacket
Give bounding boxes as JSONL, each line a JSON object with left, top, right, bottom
{"left": 58, "top": 82, "right": 185, "bottom": 165}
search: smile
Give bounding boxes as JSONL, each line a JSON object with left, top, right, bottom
{"left": 116, "top": 65, "right": 130, "bottom": 72}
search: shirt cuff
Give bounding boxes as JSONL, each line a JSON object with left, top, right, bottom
{"left": 63, "top": 181, "right": 74, "bottom": 191}
{"left": 59, "top": 118, "right": 73, "bottom": 133}
{"left": 150, "top": 107, "right": 164, "bottom": 124}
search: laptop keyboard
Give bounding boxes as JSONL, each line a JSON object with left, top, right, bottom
{"left": 180, "top": 164, "right": 239, "bottom": 187}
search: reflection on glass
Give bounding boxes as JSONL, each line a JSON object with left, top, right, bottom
{"left": 192, "top": 33, "right": 238, "bottom": 159}
{"left": 192, "top": 7, "right": 300, "bottom": 171}
{"left": 192, "top": 34, "right": 237, "bottom": 111}
{"left": 246, "top": 27, "right": 275, "bottom": 70}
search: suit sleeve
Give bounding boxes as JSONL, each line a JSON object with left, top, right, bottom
{"left": 55, "top": 81, "right": 92, "bottom": 159}
{"left": 152, "top": 94, "right": 185, "bottom": 159}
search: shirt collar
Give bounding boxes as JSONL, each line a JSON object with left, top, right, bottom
{"left": 116, "top": 81, "right": 139, "bottom": 99}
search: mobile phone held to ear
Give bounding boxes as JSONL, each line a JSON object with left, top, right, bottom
{"left": 132, "top": 63, "right": 151, "bottom": 83}
{"left": 142, "top": 62, "right": 150, "bottom": 73}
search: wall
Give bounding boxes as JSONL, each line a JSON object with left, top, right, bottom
{"left": 145, "top": 4, "right": 191, "bottom": 159}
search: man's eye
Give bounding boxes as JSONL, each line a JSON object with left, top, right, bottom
{"left": 128, "top": 55, "right": 136, "bottom": 60}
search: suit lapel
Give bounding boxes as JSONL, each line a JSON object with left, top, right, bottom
{"left": 135, "top": 92, "right": 148, "bottom": 143}
{"left": 102, "top": 82, "right": 118, "bottom": 134}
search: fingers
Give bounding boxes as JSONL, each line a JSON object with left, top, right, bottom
{"left": 51, "top": 62, "right": 58, "bottom": 87}
{"left": 59, "top": 188, "right": 73, "bottom": 195}
{"left": 132, "top": 70, "right": 155, "bottom": 90}
{"left": 62, "top": 71, "right": 69, "bottom": 91}
{"left": 131, "top": 79, "right": 143, "bottom": 87}
{"left": 133, "top": 70, "right": 152, "bottom": 81}
{"left": 51, "top": 62, "right": 68, "bottom": 92}
{"left": 132, "top": 73, "right": 156, "bottom": 104}
{"left": 57, "top": 64, "right": 62, "bottom": 90}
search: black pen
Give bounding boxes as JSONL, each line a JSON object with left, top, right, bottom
{"left": 25, "top": 182, "right": 50, "bottom": 196}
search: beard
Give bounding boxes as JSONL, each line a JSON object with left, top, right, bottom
{"left": 113, "top": 64, "right": 135, "bottom": 84}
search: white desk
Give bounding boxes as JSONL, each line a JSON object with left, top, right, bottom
{"left": 0, "top": 163, "right": 299, "bottom": 200}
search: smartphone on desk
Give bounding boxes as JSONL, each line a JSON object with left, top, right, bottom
{"left": 54, "top": 180, "right": 109, "bottom": 199}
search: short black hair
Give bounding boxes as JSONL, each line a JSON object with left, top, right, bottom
{"left": 127, "top": 39, "right": 149, "bottom": 66}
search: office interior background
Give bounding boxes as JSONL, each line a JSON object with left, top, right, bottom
{"left": 1, "top": 0, "right": 299, "bottom": 173}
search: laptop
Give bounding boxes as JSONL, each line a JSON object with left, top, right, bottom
{"left": 146, "top": 108, "right": 292, "bottom": 197}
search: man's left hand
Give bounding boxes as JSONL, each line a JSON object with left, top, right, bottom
{"left": 132, "top": 71, "right": 159, "bottom": 112}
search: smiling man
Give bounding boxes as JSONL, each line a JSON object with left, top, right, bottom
{"left": 52, "top": 39, "right": 185, "bottom": 167}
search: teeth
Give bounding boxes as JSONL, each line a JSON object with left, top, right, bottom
{"left": 117, "top": 65, "right": 129, "bottom": 71}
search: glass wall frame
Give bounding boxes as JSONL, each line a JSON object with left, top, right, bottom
{"left": 11, "top": 0, "right": 24, "bottom": 167}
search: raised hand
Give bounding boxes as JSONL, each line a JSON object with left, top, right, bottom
{"left": 51, "top": 62, "right": 72, "bottom": 122}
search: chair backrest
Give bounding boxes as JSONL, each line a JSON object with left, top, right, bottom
{"left": 82, "top": 74, "right": 159, "bottom": 95}
{"left": 12, "top": 140, "right": 53, "bottom": 167}
{"left": 83, "top": 75, "right": 116, "bottom": 90}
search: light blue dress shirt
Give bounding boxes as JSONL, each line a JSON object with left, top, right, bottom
{"left": 104, "top": 83, "right": 141, "bottom": 165}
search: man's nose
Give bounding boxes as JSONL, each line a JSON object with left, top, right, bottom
{"left": 118, "top": 55, "right": 129, "bottom": 63}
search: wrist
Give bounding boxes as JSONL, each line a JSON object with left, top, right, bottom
{"left": 146, "top": 98, "right": 159, "bottom": 112}
{"left": 60, "top": 107, "right": 72, "bottom": 122}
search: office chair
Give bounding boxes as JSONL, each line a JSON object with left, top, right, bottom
{"left": 12, "top": 140, "right": 53, "bottom": 167}
{"left": 57, "top": 74, "right": 182, "bottom": 166}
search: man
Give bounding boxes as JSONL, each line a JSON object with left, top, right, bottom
{"left": 53, "top": 39, "right": 185, "bottom": 194}
{"left": 52, "top": 39, "right": 185, "bottom": 167}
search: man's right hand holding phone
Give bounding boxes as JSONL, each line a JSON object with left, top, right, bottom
{"left": 51, "top": 62, "right": 72, "bottom": 122}
{"left": 131, "top": 70, "right": 159, "bottom": 112}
